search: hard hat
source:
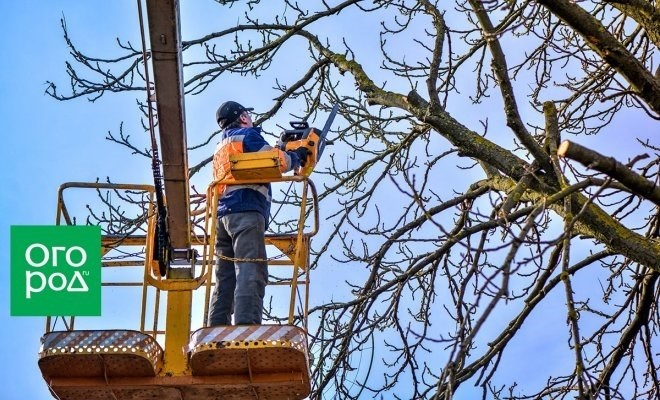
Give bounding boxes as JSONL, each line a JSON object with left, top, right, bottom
{"left": 216, "top": 101, "right": 254, "bottom": 128}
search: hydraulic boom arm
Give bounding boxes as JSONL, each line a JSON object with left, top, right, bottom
{"left": 145, "top": 0, "right": 191, "bottom": 260}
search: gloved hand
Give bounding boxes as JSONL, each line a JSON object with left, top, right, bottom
{"left": 291, "top": 147, "right": 311, "bottom": 167}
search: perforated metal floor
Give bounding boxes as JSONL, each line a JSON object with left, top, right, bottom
{"left": 38, "top": 326, "right": 311, "bottom": 400}
{"left": 39, "top": 330, "right": 163, "bottom": 379}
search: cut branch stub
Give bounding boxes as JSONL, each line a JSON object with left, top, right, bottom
{"left": 558, "top": 140, "right": 660, "bottom": 206}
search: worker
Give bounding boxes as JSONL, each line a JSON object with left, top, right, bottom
{"left": 209, "top": 100, "right": 310, "bottom": 326}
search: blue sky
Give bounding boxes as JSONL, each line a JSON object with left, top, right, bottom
{"left": 1, "top": 2, "right": 657, "bottom": 400}
{"left": 0, "top": 2, "right": 145, "bottom": 398}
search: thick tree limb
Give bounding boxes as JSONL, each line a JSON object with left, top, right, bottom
{"left": 543, "top": 101, "right": 563, "bottom": 180}
{"left": 603, "top": 0, "right": 660, "bottom": 47}
{"left": 299, "top": 30, "right": 534, "bottom": 181}
{"left": 536, "top": 0, "right": 660, "bottom": 115}
{"left": 558, "top": 140, "right": 660, "bottom": 206}
{"left": 486, "top": 173, "right": 660, "bottom": 268}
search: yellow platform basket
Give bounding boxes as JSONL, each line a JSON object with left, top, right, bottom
{"left": 229, "top": 150, "right": 283, "bottom": 181}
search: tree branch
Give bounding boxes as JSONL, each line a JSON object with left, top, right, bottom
{"left": 603, "top": 0, "right": 660, "bottom": 47}
{"left": 469, "top": 0, "right": 554, "bottom": 175}
{"left": 558, "top": 140, "right": 660, "bottom": 206}
{"left": 536, "top": 0, "right": 660, "bottom": 115}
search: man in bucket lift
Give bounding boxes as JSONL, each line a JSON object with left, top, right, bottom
{"left": 209, "top": 101, "right": 310, "bottom": 326}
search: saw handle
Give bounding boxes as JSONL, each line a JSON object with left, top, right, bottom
{"left": 289, "top": 121, "right": 309, "bottom": 130}
{"left": 283, "top": 129, "right": 321, "bottom": 177}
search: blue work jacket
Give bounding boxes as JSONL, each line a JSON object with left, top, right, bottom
{"left": 212, "top": 126, "right": 303, "bottom": 225}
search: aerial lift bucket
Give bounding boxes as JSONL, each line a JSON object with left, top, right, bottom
{"left": 38, "top": 175, "right": 316, "bottom": 400}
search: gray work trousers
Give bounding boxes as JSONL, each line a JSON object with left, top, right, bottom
{"left": 208, "top": 211, "right": 268, "bottom": 326}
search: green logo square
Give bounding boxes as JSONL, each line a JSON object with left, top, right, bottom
{"left": 10, "top": 225, "right": 101, "bottom": 316}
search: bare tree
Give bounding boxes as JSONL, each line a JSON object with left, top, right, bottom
{"left": 48, "top": 1, "right": 660, "bottom": 399}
